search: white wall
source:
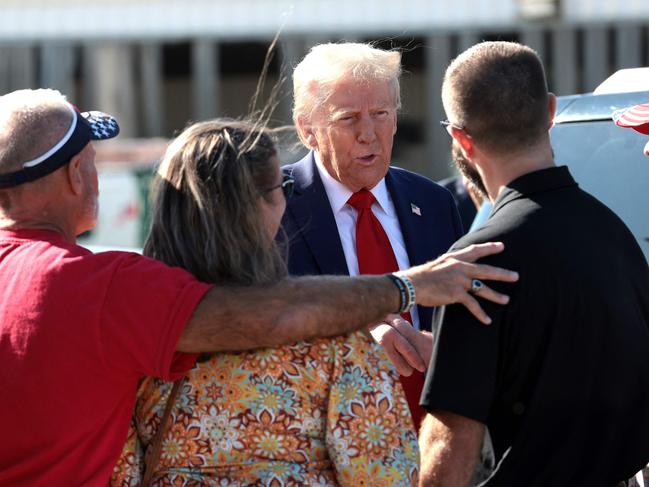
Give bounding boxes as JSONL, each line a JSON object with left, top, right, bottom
{"left": 0, "top": 0, "right": 647, "bottom": 42}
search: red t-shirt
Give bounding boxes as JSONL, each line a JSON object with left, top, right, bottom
{"left": 0, "top": 229, "right": 212, "bottom": 485}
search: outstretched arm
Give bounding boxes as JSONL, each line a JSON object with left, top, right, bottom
{"left": 178, "top": 274, "right": 398, "bottom": 353}
{"left": 178, "top": 242, "right": 518, "bottom": 353}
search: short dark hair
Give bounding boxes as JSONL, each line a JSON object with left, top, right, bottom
{"left": 442, "top": 41, "right": 549, "bottom": 154}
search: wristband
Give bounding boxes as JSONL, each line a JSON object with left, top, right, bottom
{"left": 386, "top": 273, "right": 416, "bottom": 314}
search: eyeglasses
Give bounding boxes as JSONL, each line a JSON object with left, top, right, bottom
{"left": 266, "top": 174, "right": 295, "bottom": 199}
{"left": 439, "top": 119, "right": 466, "bottom": 134}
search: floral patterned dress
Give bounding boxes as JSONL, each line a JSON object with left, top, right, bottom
{"left": 111, "top": 330, "right": 419, "bottom": 486}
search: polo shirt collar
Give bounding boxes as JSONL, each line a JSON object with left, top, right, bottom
{"left": 313, "top": 152, "right": 391, "bottom": 215}
{"left": 492, "top": 165, "right": 577, "bottom": 216}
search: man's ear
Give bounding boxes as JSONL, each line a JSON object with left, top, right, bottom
{"left": 65, "top": 154, "right": 84, "bottom": 196}
{"left": 296, "top": 115, "right": 318, "bottom": 150}
{"left": 547, "top": 92, "right": 557, "bottom": 129}
{"left": 451, "top": 127, "right": 474, "bottom": 159}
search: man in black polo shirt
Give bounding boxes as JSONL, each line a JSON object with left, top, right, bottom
{"left": 419, "top": 41, "right": 649, "bottom": 486}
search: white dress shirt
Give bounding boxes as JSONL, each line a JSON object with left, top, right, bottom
{"left": 314, "top": 154, "right": 421, "bottom": 329}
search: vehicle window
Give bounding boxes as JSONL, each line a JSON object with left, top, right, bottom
{"left": 551, "top": 120, "right": 649, "bottom": 263}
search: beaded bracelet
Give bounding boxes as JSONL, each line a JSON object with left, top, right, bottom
{"left": 386, "top": 273, "right": 417, "bottom": 313}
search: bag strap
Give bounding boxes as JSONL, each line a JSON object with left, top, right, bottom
{"left": 142, "top": 376, "right": 186, "bottom": 487}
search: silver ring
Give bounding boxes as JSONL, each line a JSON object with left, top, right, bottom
{"left": 470, "top": 279, "right": 484, "bottom": 294}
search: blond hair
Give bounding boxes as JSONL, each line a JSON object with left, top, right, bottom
{"left": 292, "top": 42, "right": 402, "bottom": 145}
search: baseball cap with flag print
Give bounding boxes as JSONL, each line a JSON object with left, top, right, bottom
{"left": 0, "top": 103, "right": 120, "bottom": 189}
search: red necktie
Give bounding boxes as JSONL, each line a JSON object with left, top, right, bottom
{"left": 347, "top": 189, "right": 426, "bottom": 431}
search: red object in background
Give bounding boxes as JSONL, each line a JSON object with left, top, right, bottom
{"left": 115, "top": 201, "right": 139, "bottom": 225}
{"left": 613, "top": 103, "right": 649, "bottom": 135}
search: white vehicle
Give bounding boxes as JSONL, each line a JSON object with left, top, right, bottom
{"left": 551, "top": 68, "right": 649, "bottom": 262}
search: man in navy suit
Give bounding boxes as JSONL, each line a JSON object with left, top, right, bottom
{"left": 281, "top": 42, "right": 465, "bottom": 429}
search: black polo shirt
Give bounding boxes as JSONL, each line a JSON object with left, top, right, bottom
{"left": 421, "top": 166, "right": 649, "bottom": 486}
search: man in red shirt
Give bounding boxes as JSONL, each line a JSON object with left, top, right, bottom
{"left": 0, "top": 89, "right": 517, "bottom": 485}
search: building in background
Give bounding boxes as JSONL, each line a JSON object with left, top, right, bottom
{"left": 0, "top": 0, "right": 647, "bottom": 246}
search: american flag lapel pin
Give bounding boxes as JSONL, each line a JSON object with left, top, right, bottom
{"left": 411, "top": 203, "right": 422, "bottom": 216}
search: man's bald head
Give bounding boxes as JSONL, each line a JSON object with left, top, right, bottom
{"left": 0, "top": 89, "right": 73, "bottom": 175}
{"left": 0, "top": 89, "right": 120, "bottom": 240}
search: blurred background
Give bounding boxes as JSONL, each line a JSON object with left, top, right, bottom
{"left": 1, "top": 0, "right": 647, "bottom": 247}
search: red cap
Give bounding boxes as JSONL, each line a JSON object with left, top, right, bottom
{"left": 613, "top": 103, "right": 649, "bottom": 135}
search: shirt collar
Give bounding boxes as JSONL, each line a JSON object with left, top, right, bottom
{"left": 491, "top": 165, "right": 578, "bottom": 217}
{"left": 313, "top": 152, "right": 392, "bottom": 215}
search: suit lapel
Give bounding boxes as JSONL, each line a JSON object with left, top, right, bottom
{"left": 285, "top": 154, "right": 349, "bottom": 275}
{"left": 386, "top": 169, "right": 430, "bottom": 268}
{"left": 386, "top": 168, "right": 442, "bottom": 331}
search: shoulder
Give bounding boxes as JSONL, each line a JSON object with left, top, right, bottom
{"left": 388, "top": 165, "right": 443, "bottom": 189}
{"left": 38, "top": 245, "right": 140, "bottom": 278}
{"left": 282, "top": 152, "right": 312, "bottom": 175}
{"left": 100, "top": 251, "right": 201, "bottom": 282}
{"left": 80, "top": 249, "right": 156, "bottom": 272}
{"left": 79, "top": 251, "right": 209, "bottom": 302}
{"left": 449, "top": 206, "right": 530, "bottom": 272}
{"left": 282, "top": 153, "right": 319, "bottom": 194}
{"left": 388, "top": 166, "right": 454, "bottom": 200}
{"left": 452, "top": 215, "right": 515, "bottom": 250}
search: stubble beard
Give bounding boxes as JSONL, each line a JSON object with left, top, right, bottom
{"left": 452, "top": 141, "right": 488, "bottom": 200}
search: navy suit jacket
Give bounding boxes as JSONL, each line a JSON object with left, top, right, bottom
{"left": 281, "top": 152, "right": 463, "bottom": 331}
